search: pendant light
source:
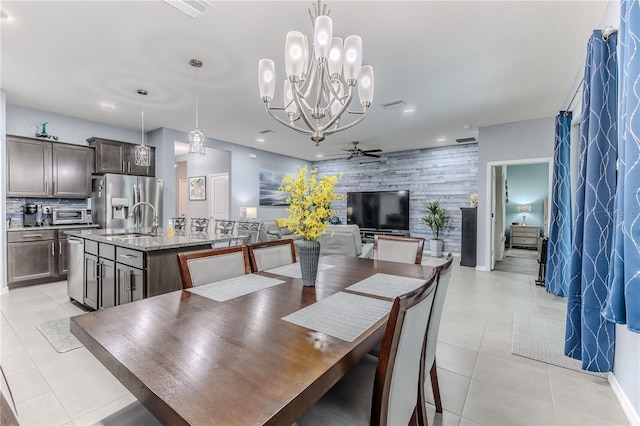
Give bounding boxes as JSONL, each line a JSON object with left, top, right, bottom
{"left": 134, "top": 89, "right": 151, "bottom": 166}
{"left": 188, "top": 59, "right": 206, "bottom": 156}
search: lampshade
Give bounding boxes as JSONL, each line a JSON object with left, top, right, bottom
{"left": 343, "top": 35, "right": 362, "bottom": 81}
{"left": 516, "top": 204, "right": 532, "bottom": 213}
{"left": 245, "top": 207, "right": 258, "bottom": 219}
{"left": 285, "top": 31, "right": 306, "bottom": 79}
{"left": 358, "top": 65, "right": 374, "bottom": 106}
{"left": 328, "top": 37, "right": 343, "bottom": 77}
{"left": 313, "top": 16, "right": 333, "bottom": 60}
{"left": 258, "top": 59, "right": 275, "bottom": 100}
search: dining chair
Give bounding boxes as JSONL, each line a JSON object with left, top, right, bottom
{"left": 1, "top": 366, "right": 19, "bottom": 426}
{"left": 190, "top": 217, "right": 210, "bottom": 233}
{"left": 214, "top": 219, "right": 236, "bottom": 235}
{"left": 236, "top": 220, "right": 262, "bottom": 244}
{"left": 374, "top": 234, "right": 425, "bottom": 264}
{"left": 295, "top": 268, "right": 438, "bottom": 426}
{"left": 418, "top": 252, "right": 454, "bottom": 421}
{"left": 247, "top": 239, "right": 296, "bottom": 272}
{"left": 95, "top": 401, "right": 161, "bottom": 426}
{"left": 177, "top": 245, "right": 251, "bottom": 289}
{"left": 172, "top": 217, "right": 187, "bottom": 232}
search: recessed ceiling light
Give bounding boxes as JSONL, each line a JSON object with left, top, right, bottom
{"left": 463, "top": 124, "right": 472, "bottom": 129}
{"left": 100, "top": 102, "right": 116, "bottom": 109}
{"left": 316, "top": 154, "right": 324, "bottom": 158}
{"left": 256, "top": 138, "right": 265, "bottom": 143}
{"left": 437, "top": 137, "right": 447, "bottom": 142}
{"left": 403, "top": 107, "right": 415, "bottom": 114}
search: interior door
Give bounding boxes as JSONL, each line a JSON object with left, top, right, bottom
{"left": 490, "top": 166, "right": 497, "bottom": 270}
{"left": 209, "top": 173, "right": 229, "bottom": 221}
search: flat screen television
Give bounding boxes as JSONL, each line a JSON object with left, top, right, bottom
{"left": 347, "top": 190, "right": 410, "bottom": 231}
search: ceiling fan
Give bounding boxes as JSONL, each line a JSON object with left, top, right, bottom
{"left": 338, "top": 141, "right": 383, "bottom": 160}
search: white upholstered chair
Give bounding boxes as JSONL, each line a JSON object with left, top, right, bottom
{"left": 177, "top": 246, "right": 251, "bottom": 289}
{"left": 295, "top": 268, "right": 438, "bottom": 426}
{"left": 247, "top": 239, "right": 297, "bottom": 272}
{"left": 1, "top": 366, "right": 19, "bottom": 426}
{"left": 374, "top": 234, "right": 425, "bottom": 264}
{"left": 418, "top": 252, "right": 454, "bottom": 421}
{"left": 95, "top": 401, "right": 160, "bottom": 426}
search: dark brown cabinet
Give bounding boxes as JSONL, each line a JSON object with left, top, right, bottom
{"left": 6, "top": 136, "right": 92, "bottom": 198}
{"left": 88, "top": 137, "right": 155, "bottom": 177}
{"left": 7, "top": 231, "right": 56, "bottom": 285}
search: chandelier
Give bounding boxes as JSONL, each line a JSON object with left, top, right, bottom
{"left": 188, "top": 59, "right": 206, "bottom": 155}
{"left": 258, "top": 1, "right": 374, "bottom": 145}
{"left": 134, "top": 89, "right": 151, "bottom": 167}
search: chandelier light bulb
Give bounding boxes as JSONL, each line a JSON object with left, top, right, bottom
{"left": 313, "top": 16, "right": 333, "bottom": 60}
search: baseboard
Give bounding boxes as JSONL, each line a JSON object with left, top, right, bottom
{"left": 609, "top": 372, "right": 640, "bottom": 425}
{"left": 475, "top": 265, "right": 490, "bottom": 272}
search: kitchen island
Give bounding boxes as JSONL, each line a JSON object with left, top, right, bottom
{"left": 65, "top": 228, "right": 234, "bottom": 309}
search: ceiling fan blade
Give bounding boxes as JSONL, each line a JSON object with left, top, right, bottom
{"left": 346, "top": 155, "right": 354, "bottom": 160}
{"left": 363, "top": 153, "right": 381, "bottom": 158}
{"left": 363, "top": 149, "right": 383, "bottom": 153}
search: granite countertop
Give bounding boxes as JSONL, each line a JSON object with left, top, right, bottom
{"left": 64, "top": 228, "right": 234, "bottom": 252}
{"left": 7, "top": 224, "right": 100, "bottom": 232}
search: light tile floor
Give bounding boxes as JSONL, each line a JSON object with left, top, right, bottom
{"left": 0, "top": 258, "right": 630, "bottom": 426}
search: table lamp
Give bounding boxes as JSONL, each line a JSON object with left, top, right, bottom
{"left": 517, "top": 204, "right": 532, "bottom": 225}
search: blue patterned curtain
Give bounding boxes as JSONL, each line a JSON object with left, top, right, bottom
{"left": 565, "top": 30, "right": 617, "bottom": 373}
{"left": 604, "top": 0, "right": 640, "bottom": 333}
{"left": 546, "top": 112, "right": 573, "bottom": 297}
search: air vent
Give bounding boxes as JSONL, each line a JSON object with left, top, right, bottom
{"left": 380, "top": 99, "right": 406, "bottom": 109}
{"left": 258, "top": 129, "right": 275, "bottom": 134}
{"left": 455, "top": 137, "right": 477, "bottom": 143}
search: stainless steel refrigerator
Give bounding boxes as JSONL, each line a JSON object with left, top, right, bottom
{"left": 92, "top": 174, "right": 163, "bottom": 230}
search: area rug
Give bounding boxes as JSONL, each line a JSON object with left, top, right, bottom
{"left": 504, "top": 248, "right": 539, "bottom": 259}
{"left": 36, "top": 317, "right": 83, "bottom": 353}
{"left": 511, "top": 314, "right": 607, "bottom": 378}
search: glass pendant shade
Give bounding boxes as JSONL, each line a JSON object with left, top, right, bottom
{"left": 258, "top": 59, "right": 275, "bottom": 100}
{"left": 313, "top": 16, "right": 333, "bottom": 60}
{"left": 135, "top": 89, "right": 151, "bottom": 167}
{"left": 328, "top": 37, "right": 343, "bottom": 77}
{"left": 343, "top": 35, "right": 362, "bottom": 81}
{"left": 284, "top": 80, "right": 297, "bottom": 116}
{"left": 301, "top": 35, "right": 310, "bottom": 78}
{"left": 188, "top": 128, "right": 205, "bottom": 155}
{"left": 285, "top": 31, "right": 306, "bottom": 79}
{"left": 358, "top": 65, "right": 374, "bottom": 106}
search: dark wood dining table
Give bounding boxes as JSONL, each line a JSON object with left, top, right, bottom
{"left": 70, "top": 255, "right": 436, "bottom": 425}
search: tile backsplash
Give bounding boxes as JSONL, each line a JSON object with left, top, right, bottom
{"left": 7, "top": 197, "right": 89, "bottom": 227}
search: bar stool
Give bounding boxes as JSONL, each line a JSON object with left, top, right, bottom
{"left": 190, "top": 218, "right": 210, "bottom": 233}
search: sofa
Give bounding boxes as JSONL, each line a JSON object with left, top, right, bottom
{"left": 258, "top": 219, "right": 302, "bottom": 243}
{"left": 318, "top": 224, "right": 373, "bottom": 259}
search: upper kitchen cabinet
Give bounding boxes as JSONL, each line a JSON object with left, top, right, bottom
{"left": 88, "top": 137, "right": 155, "bottom": 177}
{"left": 6, "top": 135, "right": 92, "bottom": 198}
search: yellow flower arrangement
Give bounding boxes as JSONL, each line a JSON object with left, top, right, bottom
{"left": 280, "top": 166, "right": 344, "bottom": 241}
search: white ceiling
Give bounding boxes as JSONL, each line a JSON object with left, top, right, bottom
{"left": 1, "top": 1, "right": 610, "bottom": 161}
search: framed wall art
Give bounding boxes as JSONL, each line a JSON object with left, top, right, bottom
{"left": 189, "top": 176, "right": 206, "bottom": 201}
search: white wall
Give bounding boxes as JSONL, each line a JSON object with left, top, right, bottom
{"left": 1, "top": 92, "right": 7, "bottom": 290}
{"left": 477, "top": 117, "right": 555, "bottom": 270}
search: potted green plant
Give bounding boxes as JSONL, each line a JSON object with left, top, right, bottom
{"left": 421, "top": 200, "right": 450, "bottom": 257}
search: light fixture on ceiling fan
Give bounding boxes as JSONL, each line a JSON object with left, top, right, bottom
{"left": 188, "top": 59, "right": 206, "bottom": 156}
{"left": 257, "top": 0, "right": 375, "bottom": 146}
{"left": 134, "top": 89, "right": 151, "bottom": 167}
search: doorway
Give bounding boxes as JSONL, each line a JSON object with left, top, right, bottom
{"left": 487, "top": 158, "right": 552, "bottom": 273}
{"left": 209, "top": 173, "right": 229, "bottom": 221}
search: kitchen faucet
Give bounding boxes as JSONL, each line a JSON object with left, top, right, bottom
{"left": 128, "top": 202, "right": 159, "bottom": 235}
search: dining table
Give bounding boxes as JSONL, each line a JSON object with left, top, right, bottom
{"left": 70, "top": 254, "right": 437, "bottom": 425}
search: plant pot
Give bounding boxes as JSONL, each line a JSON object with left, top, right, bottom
{"left": 430, "top": 239, "right": 444, "bottom": 258}
{"left": 297, "top": 240, "right": 321, "bottom": 286}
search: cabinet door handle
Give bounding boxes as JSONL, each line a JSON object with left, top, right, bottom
{"left": 59, "top": 241, "right": 62, "bottom": 254}
{"left": 128, "top": 162, "right": 131, "bottom": 173}
{"left": 130, "top": 270, "right": 135, "bottom": 291}
{"left": 51, "top": 242, "right": 55, "bottom": 256}
{"left": 119, "top": 254, "right": 136, "bottom": 260}
{"left": 122, "top": 161, "right": 126, "bottom": 172}
{"left": 53, "top": 181, "right": 56, "bottom": 194}
{"left": 45, "top": 181, "right": 48, "bottom": 194}
{"left": 96, "top": 262, "right": 101, "bottom": 279}
{"left": 23, "top": 234, "right": 43, "bottom": 238}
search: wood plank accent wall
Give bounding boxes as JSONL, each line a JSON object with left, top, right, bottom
{"left": 312, "top": 143, "right": 478, "bottom": 255}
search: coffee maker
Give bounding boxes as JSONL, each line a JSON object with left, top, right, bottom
{"left": 23, "top": 204, "right": 38, "bottom": 227}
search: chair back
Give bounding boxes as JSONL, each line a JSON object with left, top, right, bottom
{"left": 236, "top": 221, "right": 262, "bottom": 244}
{"left": 247, "top": 239, "right": 297, "bottom": 272}
{"left": 374, "top": 234, "right": 425, "bottom": 264}
{"left": 214, "top": 219, "right": 236, "bottom": 235}
{"left": 423, "top": 253, "right": 454, "bottom": 370}
{"left": 372, "top": 268, "right": 437, "bottom": 425}
{"left": 177, "top": 246, "right": 251, "bottom": 289}
{"left": 1, "top": 366, "right": 19, "bottom": 426}
{"left": 190, "top": 218, "right": 210, "bottom": 233}
{"left": 172, "top": 217, "right": 187, "bottom": 231}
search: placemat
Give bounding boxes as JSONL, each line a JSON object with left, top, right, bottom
{"left": 345, "top": 273, "right": 427, "bottom": 299}
{"left": 282, "top": 292, "right": 392, "bottom": 342}
{"left": 265, "top": 262, "right": 335, "bottom": 279}
{"left": 187, "top": 274, "right": 286, "bottom": 302}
